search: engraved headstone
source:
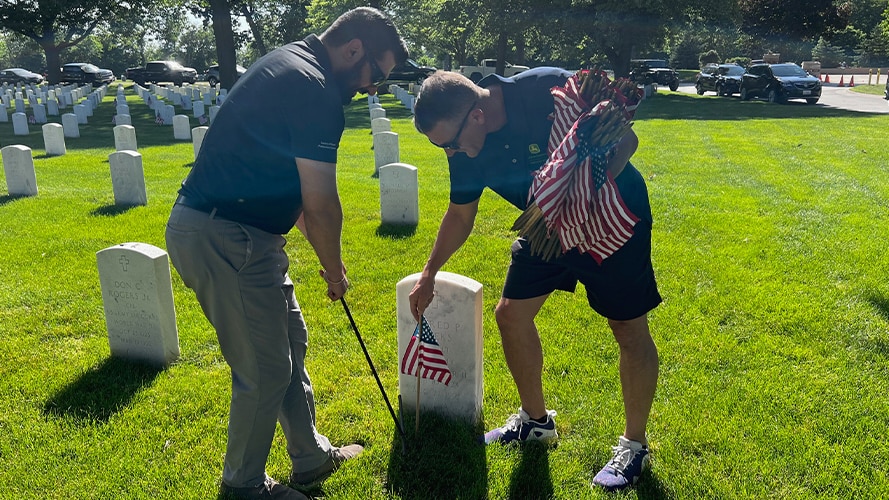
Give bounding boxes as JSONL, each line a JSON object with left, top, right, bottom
{"left": 42, "top": 123, "right": 66, "bottom": 156}
{"left": 33, "top": 103, "right": 47, "bottom": 123}
{"left": 47, "top": 99, "right": 59, "bottom": 116}
{"left": 115, "top": 114, "right": 131, "bottom": 126}
{"left": 113, "top": 124, "right": 138, "bottom": 151}
{"left": 74, "top": 103, "right": 88, "bottom": 124}
{"left": 370, "top": 107, "right": 386, "bottom": 120}
{"left": 108, "top": 150, "right": 146, "bottom": 206}
{"left": 116, "top": 104, "right": 130, "bottom": 116}
{"left": 96, "top": 242, "right": 179, "bottom": 366}
{"left": 193, "top": 100, "right": 205, "bottom": 118}
{"left": 1, "top": 145, "right": 38, "bottom": 196}
{"left": 379, "top": 163, "right": 419, "bottom": 226}
{"left": 397, "top": 272, "right": 483, "bottom": 423}
{"left": 373, "top": 131, "right": 399, "bottom": 176}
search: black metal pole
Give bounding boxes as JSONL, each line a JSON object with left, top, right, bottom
{"left": 340, "top": 298, "right": 407, "bottom": 447}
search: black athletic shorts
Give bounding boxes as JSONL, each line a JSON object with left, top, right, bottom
{"left": 502, "top": 220, "right": 662, "bottom": 321}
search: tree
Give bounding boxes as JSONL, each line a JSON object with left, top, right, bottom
{"left": 0, "top": 0, "right": 147, "bottom": 84}
{"left": 738, "top": 0, "right": 846, "bottom": 43}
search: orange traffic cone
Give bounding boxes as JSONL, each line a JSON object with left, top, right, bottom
{"left": 849, "top": 75, "right": 855, "bottom": 87}
{"left": 824, "top": 73, "right": 830, "bottom": 83}
{"left": 838, "top": 75, "right": 845, "bottom": 87}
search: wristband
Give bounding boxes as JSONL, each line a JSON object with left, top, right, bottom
{"left": 323, "top": 271, "right": 347, "bottom": 286}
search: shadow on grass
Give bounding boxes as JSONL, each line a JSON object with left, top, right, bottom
{"left": 42, "top": 356, "right": 163, "bottom": 422}
{"left": 506, "top": 442, "right": 553, "bottom": 499}
{"left": 0, "top": 193, "right": 31, "bottom": 206}
{"left": 866, "top": 293, "right": 889, "bottom": 322}
{"left": 376, "top": 223, "right": 417, "bottom": 239}
{"left": 635, "top": 92, "right": 880, "bottom": 121}
{"left": 91, "top": 203, "right": 141, "bottom": 217}
{"left": 385, "top": 411, "right": 488, "bottom": 499}
{"left": 635, "top": 469, "right": 674, "bottom": 499}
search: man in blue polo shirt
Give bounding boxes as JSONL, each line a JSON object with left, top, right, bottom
{"left": 165, "top": 8, "right": 407, "bottom": 499}
{"left": 409, "top": 69, "right": 661, "bottom": 493}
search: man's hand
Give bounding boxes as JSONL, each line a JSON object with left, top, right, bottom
{"left": 320, "top": 268, "right": 349, "bottom": 301}
{"left": 408, "top": 277, "right": 435, "bottom": 322}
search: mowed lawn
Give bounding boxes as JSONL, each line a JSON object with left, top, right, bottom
{"left": 1, "top": 84, "right": 888, "bottom": 499}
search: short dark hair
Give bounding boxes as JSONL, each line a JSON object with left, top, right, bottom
{"left": 321, "top": 7, "right": 408, "bottom": 66}
{"left": 413, "top": 71, "right": 481, "bottom": 134}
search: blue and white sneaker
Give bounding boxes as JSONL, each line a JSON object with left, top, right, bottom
{"left": 482, "top": 408, "right": 558, "bottom": 445}
{"left": 592, "top": 436, "right": 650, "bottom": 492}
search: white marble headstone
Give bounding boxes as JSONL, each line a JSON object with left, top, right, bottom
{"left": 96, "top": 242, "right": 179, "bottom": 366}
{"left": 61, "top": 113, "right": 80, "bottom": 138}
{"left": 113, "top": 125, "right": 138, "bottom": 151}
{"left": 370, "top": 107, "right": 386, "bottom": 120}
{"left": 42, "top": 123, "right": 66, "bottom": 156}
{"left": 373, "top": 131, "right": 399, "bottom": 176}
{"left": 173, "top": 115, "right": 191, "bottom": 140}
{"left": 12, "top": 112, "right": 29, "bottom": 135}
{"left": 108, "top": 150, "right": 146, "bottom": 206}
{"left": 371, "top": 117, "right": 391, "bottom": 135}
{"left": 115, "top": 114, "right": 131, "bottom": 126}
{"left": 191, "top": 126, "right": 208, "bottom": 159}
{"left": 1, "top": 145, "right": 38, "bottom": 196}
{"left": 397, "top": 272, "right": 484, "bottom": 423}
{"left": 379, "top": 163, "right": 419, "bottom": 226}
{"left": 74, "top": 104, "right": 88, "bottom": 124}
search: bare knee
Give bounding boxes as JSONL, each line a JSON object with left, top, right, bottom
{"left": 608, "top": 315, "right": 656, "bottom": 351}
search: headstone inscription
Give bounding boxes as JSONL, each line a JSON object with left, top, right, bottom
{"left": 379, "top": 163, "right": 419, "bottom": 226}
{"left": 108, "top": 150, "right": 147, "bottom": 206}
{"left": 1, "top": 145, "right": 38, "bottom": 196}
{"left": 96, "top": 242, "right": 180, "bottom": 366}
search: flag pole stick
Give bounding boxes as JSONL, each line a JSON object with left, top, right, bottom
{"left": 415, "top": 340, "right": 422, "bottom": 434}
{"left": 339, "top": 298, "right": 406, "bottom": 444}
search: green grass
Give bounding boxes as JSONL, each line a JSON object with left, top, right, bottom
{"left": 850, "top": 83, "right": 887, "bottom": 97}
{"left": 2, "top": 84, "right": 889, "bottom": 499}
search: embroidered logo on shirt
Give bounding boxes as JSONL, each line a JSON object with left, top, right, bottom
{"left": 528, "top": 144, "right": 541, "bottom": 154}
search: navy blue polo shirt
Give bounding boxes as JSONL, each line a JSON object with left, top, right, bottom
{"left": 178, "top": 34, "right": 345, "bottom": 234}
{"left": 448, "top": 67, "right": 574, "bottom": 210}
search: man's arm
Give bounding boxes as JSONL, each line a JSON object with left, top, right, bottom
{"left": 295, "top": 157, "right": 348, "bottom": 301}
{"left": 409, "top": 199, "right": 479, "bottom": 321}
{"left": 607, "top": 128, "right": 639, "bottom": 178}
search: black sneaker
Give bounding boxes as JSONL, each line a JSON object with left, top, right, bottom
{"left": 592, "top": 436, "right": 650, "bottom": 492}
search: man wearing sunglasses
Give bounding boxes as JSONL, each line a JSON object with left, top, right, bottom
{"left": 409, "top": 69, "right": 661, "bottom": 493}
{"left": 165, "top": 7, "right": 407, "bottom": 500}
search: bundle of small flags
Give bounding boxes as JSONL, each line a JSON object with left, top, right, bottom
{"left": 512, "top": 68, "right": 644, "bottom": 263}
{"left": 155, "top": 114, "right": 165, "bottom": 125}
{"left": 198, "top": 115, "right": 208, "bottom": 125}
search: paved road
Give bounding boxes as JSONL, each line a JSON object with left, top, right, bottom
{"left": 674, "top": 82, "right": 889, "bottom": 114}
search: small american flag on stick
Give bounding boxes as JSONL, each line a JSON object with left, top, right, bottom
{"left": 400, "top": 316, "right": 452, "bottom": 386}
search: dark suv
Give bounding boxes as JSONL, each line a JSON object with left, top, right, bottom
{"left": 629, "top": 59, "right": 680, "bottom": 91}
{"left": 61, "top": 63, "right": 115, "bottom": 85}
{"left": 740, "top": 63, "right": 821, "bottom": 104}
{"left": 695, "top": 64, "right": 745, "bottom": 96}
{"left": 384, "top": 58, "right": 436, "bottom": 85}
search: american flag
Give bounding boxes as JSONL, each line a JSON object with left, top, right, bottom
{"left": 529, "top": 74, "right": 640, "bottom": 264}
{"left": 198, "top": 114, "right": 208, "bottom": 125}
{"left": 155, "top": 113, "right": 165, "bottom": 125}
{"left": 400, "top": 316, "right": 452, "bottom": 386}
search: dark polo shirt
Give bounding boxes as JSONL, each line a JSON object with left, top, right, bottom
{"left": 447, "top": 67, "right": 575, "bottom": 210}
{"left": 178, "top": 34, "right": 344, "bottom": 234}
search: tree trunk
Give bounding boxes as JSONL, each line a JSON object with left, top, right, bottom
{"left": 41, "top": 43, "right": 63, "bottom": 85}
{"left": 241, "top": 4, "right": 267, "bottom": 56}
{"left": 209, "top": 0, "right": 239, "bottom": 90}
{"left": 495, "top": 30, "right": 507, "bottom": 75}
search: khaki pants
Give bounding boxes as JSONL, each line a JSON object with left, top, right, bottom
{"left": 165, "top": 204, "right": 332, "bottom": 488}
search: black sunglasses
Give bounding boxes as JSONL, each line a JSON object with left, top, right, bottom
{"left": 366, "top": 55, "right": 387, "bottom": 87}
{"left": 430, "top": 101, "right": 476, "bottom": 150}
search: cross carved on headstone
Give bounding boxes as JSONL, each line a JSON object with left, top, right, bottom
{"left": 119, "top": 255, "right": 130, "bottom": 272}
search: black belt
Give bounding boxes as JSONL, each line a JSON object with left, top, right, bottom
{"left": 175, "top": 194, "right": 219, "bottom": 218}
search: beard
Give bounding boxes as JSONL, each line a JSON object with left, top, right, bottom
{"left": 333, "top": 65, "right": 363, "bottom": 105}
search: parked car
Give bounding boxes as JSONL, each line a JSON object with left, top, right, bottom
{"left": 384, "top": 58, "right": 435, "bottom": 85}
{"left": 0, "top": 68, "right": 44, "bottom": 84}
{"left": 126, "top": 61, "right": 198, "bottom": 86}
{"left": 740, "top": 63, "right": 821, "bottom": 104}
{"left": 202, "top": 64, "right": 247, "bottom": 87}
{"left": 61, "top": 63, "right": 115, "bottom": 85}
{"left": 695, "top": 63, "right": 745, "bottom": 96}
{"left": 629, "top": 59, "right": 680, "bottom": 91}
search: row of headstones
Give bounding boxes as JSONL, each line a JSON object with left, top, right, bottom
{"left": 132, "top": 83, "right": 224, "bottom": 125}
{"left": 97, "top": 242, "right": 483, "bottom": 422}
{"left": 2, "top": 84, "right": 103, "bottom": 134}
{"left": 2, "top": 121, "right": 208, "bottom": 203}
{"left": 366, "top": 97, "right": 419, "bottom": 227}
{"left": 2, "top": 82, "right": 92, "bottom": 114}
